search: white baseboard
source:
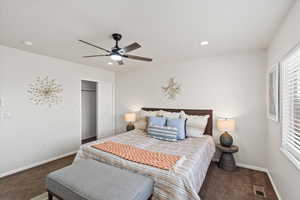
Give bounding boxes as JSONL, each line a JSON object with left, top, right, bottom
{"left": 236, "top": 162, "right": 268, "bottom": 172}
{"left": 266, "top": 170, "right": 282, "bottom": 200}
{"left": 212, "top": 158, "right": 268, "bottom": 172}
{"left": 0, "top": 151, "right": 77, "bottom": 178}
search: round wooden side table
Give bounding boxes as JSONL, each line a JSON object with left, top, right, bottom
{"left": 216, "top": 144, "right": 239, "bottom": 171}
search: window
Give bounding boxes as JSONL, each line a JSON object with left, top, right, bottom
{"left": 281, "top": 45, "right": 300, "bottom": 170}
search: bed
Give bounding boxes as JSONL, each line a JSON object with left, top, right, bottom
{"left": 74, "top": 108, "right": 215, "bottom": 200}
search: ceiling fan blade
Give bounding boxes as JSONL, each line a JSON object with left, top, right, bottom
{"left": 82, "top": 54, "right": 110, "bottom": 58}
{"left": 121, "top": 42, "right": 141, "bottom": 53}
{"left": 123, "top": 54, "right": 152, "bottom": 62}
{"left": 118, "top": 60, "right": 124, "bottom": 65}
{"left": 78, "top": 40, "right": 111, "bottom": 53}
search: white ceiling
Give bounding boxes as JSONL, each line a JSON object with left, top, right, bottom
{"left": 0, "top": 0, "right": 295, "bottom": 71}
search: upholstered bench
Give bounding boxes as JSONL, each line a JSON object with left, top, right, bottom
{"left": 46, "top": 159, "right": 154, "bottom": 200}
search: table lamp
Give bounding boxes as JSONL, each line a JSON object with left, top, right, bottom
{"left": 217, "top": 118, "right": 235, "bottom": 147}
{"left": 124, "top": 113, "right": 136, "bottom": 131}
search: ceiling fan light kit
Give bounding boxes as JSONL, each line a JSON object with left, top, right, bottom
{"left": 110, "top": 54, "right": 122, "bottom": 61}
{"left": 79, "top": 33, "right": 152, "bottom": 66}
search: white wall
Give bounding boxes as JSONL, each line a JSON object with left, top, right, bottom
{"left": 267, "top": 1, "right": 300, "bottom": 200}
{"left": 0, "top": 45, "right": 115, "bottom": 176}
{"left": 116, "top": 50, "right": 268, "bottom": 168}
{"left": 81, "top": 80, "right": 97, "bottom": 140}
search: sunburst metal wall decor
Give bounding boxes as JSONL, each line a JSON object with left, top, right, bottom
{"left": 28, "top": 76, "right": 63, "bottom": 107}
{"left": 162, "top": 78, "right": 181, "bottom": 100}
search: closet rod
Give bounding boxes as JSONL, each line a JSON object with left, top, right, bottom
{"left": 81, "top": 89, "right": 96, "bottom": 92}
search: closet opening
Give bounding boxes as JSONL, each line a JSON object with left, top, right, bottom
{"left": 81, "top": 80, "right": 97, "bottom": 144}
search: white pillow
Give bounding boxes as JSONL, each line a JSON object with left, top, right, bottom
{"left": 134, "top": 120, "right": 147, "bottom": 130}
{"left": 136, "top": 110, "right": 158, "bottom": 120}
{"left": 134, "top": 110, "right": 159, "bottom": 130}
{"left": 181, "top": 112, "right": 209, "bottom": 137}
{"left": 160, "top": 110, "right": 181, "bottom": 118}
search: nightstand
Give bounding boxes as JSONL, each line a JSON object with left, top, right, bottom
{"left": 216, "top": 144, "right": 239, "bottom": 171}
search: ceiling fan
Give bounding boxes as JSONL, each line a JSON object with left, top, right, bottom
{"left": 79, "top": 33, "right": 153, "bottom": 65}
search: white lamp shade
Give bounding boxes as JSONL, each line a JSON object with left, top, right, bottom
{"left": 217, "top": 119, "right": 235, "bottom": 132}
{"left": 124, "top": 113, "right": 136, "bottom": 122}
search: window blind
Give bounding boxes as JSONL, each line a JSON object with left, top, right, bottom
{"left": 282, "top": 45, "right": 300, "bottom": 165}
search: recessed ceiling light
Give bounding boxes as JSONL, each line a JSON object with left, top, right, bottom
{"left": 108, "top": 62, "right": 113, "bottom": 65}
{"left": 23, "top": 41, "right": 33, "bottom": 46}
{"left": 200, "top": 41, "right": 208, "bottom": 46}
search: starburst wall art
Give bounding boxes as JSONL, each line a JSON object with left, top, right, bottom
{"left": 28, "top": 76, "right": 63, "bottom": 107}
{"left": 162, "top": 78, "right": 181, "bottom": 100}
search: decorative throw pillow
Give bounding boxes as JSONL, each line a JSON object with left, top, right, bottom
{"left": 166, "top": 118, "right": 186, "bottom": 140}
{"left": 148, "top": 125, "right": 178, "bottom": 142}
{"left": 181, "top": 112, "right": 209, "bottom": 137}
{"left": 134, "top": 110, "right": 159, "bottom": 130}
{"left": 148, "top": 116, "right": 167, "bottom": 127}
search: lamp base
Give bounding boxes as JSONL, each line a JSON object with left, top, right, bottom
{"left": 126, "top": 123, "right": 135, "bottom": 131}
{"left": 220, "top": 131, "right": 233, "bottom": 147}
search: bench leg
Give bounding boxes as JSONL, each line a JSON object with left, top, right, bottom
{"left": 48, "top": 192, "right": 53, "bottom": 200}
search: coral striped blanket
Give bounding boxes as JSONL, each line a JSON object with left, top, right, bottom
{"left": 92, "top": 141, "right": 181, "bottom": 170}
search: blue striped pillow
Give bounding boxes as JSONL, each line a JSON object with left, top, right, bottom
{"left": 148, "top": 125, "right": 178, "bottom": 142}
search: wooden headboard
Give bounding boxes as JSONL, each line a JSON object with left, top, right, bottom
{"left": 142, "top": 108, "right": 213, "bottom": 136}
